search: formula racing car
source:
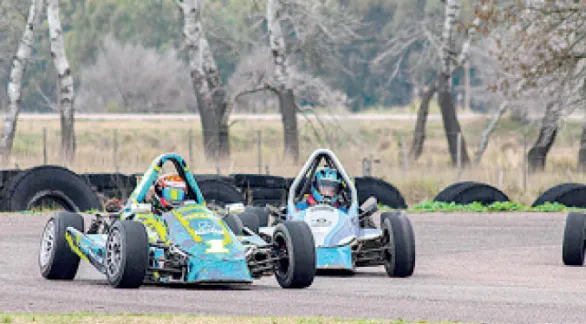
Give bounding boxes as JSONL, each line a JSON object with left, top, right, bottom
{"left": 38, "top": 153, "right": 316, "bottom": 288}
{"left": 253, "top": 149, "right": 415, "bottom": 277}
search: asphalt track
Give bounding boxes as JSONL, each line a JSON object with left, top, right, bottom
{"left": 1, "top": 212, "right": 586, "bottom": 323}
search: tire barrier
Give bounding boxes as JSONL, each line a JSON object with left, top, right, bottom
{"left": 433, "top": 181, "right": 510, "bottom": 206}
{"left": 532, "top": 183, "right": 586, "bottom": 208}
{"left": 14, "top": 165, "right": 584, "bottom": 213}
{"left": 1, "top": 166, "right": 101, "bottom": 212}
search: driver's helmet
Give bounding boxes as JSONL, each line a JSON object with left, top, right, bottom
{"left": 311, "top": 168, "right": 342, "bottom": 204}
{"left": 154, "top": 174, "right": 187, "bottom": 208}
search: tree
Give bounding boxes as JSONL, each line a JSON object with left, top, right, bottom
{"left": 483, "top": 0, "right": 586, "bottom": 171}
{"left": 175, "top": 0, "right": 231, "bottom": 161}
{"left": 1, "top": 0, "right": 44, "bottom": 162}
{"left": 47, "top": 0, "right": 77, "bottom": 163}
{"left": 264, "top": 0, "right": 361, "bottom": 161}
{"left": 77, "top": 37, "right": 196, "bottom": 113}
{"left": 266, "top": 0, "right": 298, "bottom": 161}
{"left": 436, "top": 0, "right": 470, "bottom": 167}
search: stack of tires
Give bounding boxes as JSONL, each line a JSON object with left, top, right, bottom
{"left": 433, "top": 181, "right": 510, "bottom": 205}
{"left": 532, "top": 183, "right": 586, "bottom": 208}
{"left": 83, "top": 173, "right": 138, "bottom": 200}
{"left": 231, "top": 174, "right": 288, "bottom": 207}
{"left": 192, "top": 175, "right": 244, "bottom": 207}
{"left": 2, "top": 166, "right": 101, "bottom": 212}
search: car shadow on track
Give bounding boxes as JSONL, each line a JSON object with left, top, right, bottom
{"left": 74, "top": 279, "right": 273, "bottom": 291}
{"left": 316, "top": 268, "right": 429, "bottom": 279}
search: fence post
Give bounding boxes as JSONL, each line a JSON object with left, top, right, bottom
{"left": 400, "top": 135, "right": 407, "bottom": 178}
{"left": 257, "top": 130, "right": 262, "bottom": 174}
{"left": 362, "top": 157, "right": 371, "bottom": 177}
{"left": 188, "top": 129, "right": 194, "bottom": 166}
{"left": 457, "top": 132, "right": 462, "bottom": 180}
{"left": 42, "top": 128, "right": 47, "bottom": 165}
{"left": 522, "top": 132, "right": 527, "bottom": 192}
{"left": 113, "top": 129, "right": 119, "bottom": 173}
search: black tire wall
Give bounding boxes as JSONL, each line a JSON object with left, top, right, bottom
{"left": 2, "top": 166, "right": 101, "bottom": 212}
{"left": 532, "top": 183, "right": 586, "bottom": 208}
{"left": 354, "top": 177, "right": 407, "bottom": 209}
{"left": 433, "top": 181, "right": 510, "bottom": 205}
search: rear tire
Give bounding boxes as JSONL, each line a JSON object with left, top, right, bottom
{"left": 563, "top": 212, "right": 586, "bottom": 266}
{"left": 245, "top": 206, "right": 270, "bottom": 227}
{"left": 39, "top": 212, "right": 84, "bottom": 280}
{"left": 223, "top": 214, "right": 244, "bottom": 236}
{"left": 105, "top": 221, "right": 149, "bottom": 288}
{"left": 237, "top": 211, "right": 260, "bottom": 234}
{"left": 273, "top": 221, "right": 316, "bottom": 288}
{"left": 381, "top": 211, "right": 415, "bottom": 277}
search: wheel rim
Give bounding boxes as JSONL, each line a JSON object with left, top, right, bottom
{"left": 274, "top": 232, "right": 290, "bottom": 277}
{"left": 383, "top": 220, "right": 396, "bottom": 270}
{"left": 39, "top": 220, "right": 55, "bottom": 268}
{"left": 105, "top": 229, "right": 123, "bottom": 278}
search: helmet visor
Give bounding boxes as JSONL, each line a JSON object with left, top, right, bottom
{"left": 163, "top": 187, "right": 185, "bottom": 204}
{"left": 317, "top": 179, "right": 340, "bottom": 197}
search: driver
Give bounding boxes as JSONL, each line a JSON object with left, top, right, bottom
{"left": 295, "top": 167, "right": 345, "bottom": 211}
{"left": 148, "top": 174, "right": 187, "bottom": 212}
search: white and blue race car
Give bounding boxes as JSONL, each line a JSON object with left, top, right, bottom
{"left": 256, "top": 149, "right": 415, "bottom": 277}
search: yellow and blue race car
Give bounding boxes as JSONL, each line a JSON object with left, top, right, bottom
{"left": 38, "top": 153, "right": 316, "bottom": 289}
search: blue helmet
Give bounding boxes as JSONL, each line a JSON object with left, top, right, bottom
{"left": 311, "top": 168, "right": 342, "bottom": 204}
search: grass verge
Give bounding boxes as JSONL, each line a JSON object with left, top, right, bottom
{"left": 0, "top": 314, "right": 474, "bottom": 324}
{"left": 398, "top": 201, "right": 580, "bottom": 213}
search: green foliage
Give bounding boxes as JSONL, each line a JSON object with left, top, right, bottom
{"left": 406, "top": 201, "right": 576, "bottom": 213}
{"left": 0, "top": 0, "right": 438, "bottom": 113}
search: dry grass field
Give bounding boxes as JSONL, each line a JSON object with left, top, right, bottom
{"left": 7, "top": 113, "right": 586, "bottom": 206}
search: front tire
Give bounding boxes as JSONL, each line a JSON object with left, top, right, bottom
{"left": 562, "top": 212, "right": 586, "bottom": 266}
{"left": 273, "top": 221, "right": 316, "bottom": 288}
{"left": 381, "top": 211, "right": 415, "bottom": 277}
{"left": 39, "top": 212, "right": 84, "bottom": 280}
{"left": 105, "top": 221, "right": 149, "bottom": 288}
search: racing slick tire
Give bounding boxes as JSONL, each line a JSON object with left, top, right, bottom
{"left": 236, "top": 211, "right": 260, "bottom": 234}
{"left": 245, "top": 206, "right": 270, "bottom": 227}
{"left": 1, "top": 166, "right": 102, "bottom": 212}
{"left": 380, "top": 211, "right": 415, "bottom": 277}
{"left": 39, "top": 211, "right": 85, "bottom": 280}
{"left": 272, "top": 221, "right": 316, "bottom": 289}
{"left": 105, "top": 221, "right": 149, "bottom": 288}
{"left": 223, "top": 214, "right": 244, "bottom": 236}
{"left": 562, "top": 212, "right": 586, "bottom": 266}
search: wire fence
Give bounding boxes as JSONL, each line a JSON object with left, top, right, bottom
{"left": 7, "top": 120, "right": 586, "bottom": 205}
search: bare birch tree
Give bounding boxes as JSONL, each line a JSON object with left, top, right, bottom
{"left": 176, "top": 0, "right": 231, "bottom": 160}
{"left": 437, "top": 0, "right": 471, "bottom": 166}
{"left": 264, "top": 0, "right": 361, "bottom": 162}
{"left": 266, "top": 0, "right": 298, "bottom": 161}
{"left": 375, "top": 0, "right": 488, "bottom": 165}
{"left": 47, "top": 0, "right": 76, "bottom": 163}
{"left": 1, "top": 0, "right": 44, "bottom": 163}
{"left": 484, "top": 0, "right": 586, "bottom": 171}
